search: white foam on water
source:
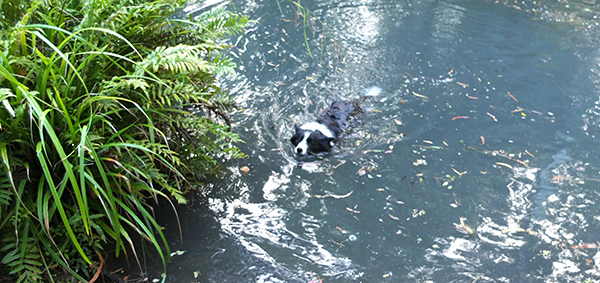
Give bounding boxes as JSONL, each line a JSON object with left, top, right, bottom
{"left": 365, "top": 86, "right": 381, "bottom": 97}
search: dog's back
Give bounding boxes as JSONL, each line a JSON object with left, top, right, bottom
{"left": 316, "top": 97, "right": 367, "bottom": 138}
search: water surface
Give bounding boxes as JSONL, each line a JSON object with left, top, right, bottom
{"left": 155, "top": 0, "right": 600, "bottom": 282}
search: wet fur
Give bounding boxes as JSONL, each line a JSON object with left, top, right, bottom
{"left": 291, "top": 96, "right": 370, "bottom": 156}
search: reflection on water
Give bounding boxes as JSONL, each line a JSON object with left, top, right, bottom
{"left": 154, "top": 0, "right": 600, "bottom": 282}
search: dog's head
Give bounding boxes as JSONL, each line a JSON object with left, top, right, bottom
{"left": 290, "top": 125, "right": 335, "bottom": 156}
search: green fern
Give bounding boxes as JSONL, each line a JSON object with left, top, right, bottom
{"left": 0, "top": 0, "right": 248, "bottom": 279}
{"left": 1, "top": 217, "right": 44, "bottom": 283}
{"left": 193, "top": 6, "right": 249, "bottom": 40}
{"left": 141, "top": 45, "right": 215, "bottom": 74}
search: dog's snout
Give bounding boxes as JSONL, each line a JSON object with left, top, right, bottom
{"left": 296, "top": 148, "right": 304, "bottom": 155}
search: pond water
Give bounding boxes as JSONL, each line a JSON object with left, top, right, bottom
{"left": 153, "top": 0, "right": 600, "bottom": 282}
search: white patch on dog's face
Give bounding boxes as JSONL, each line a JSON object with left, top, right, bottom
{"left": 295, "top": 132, "right": 311, "bottom": 156}
{"left": 300, "top": 122, "right": 334, "bottom": 138}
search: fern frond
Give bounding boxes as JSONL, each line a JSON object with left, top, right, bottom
{"left": 103, "top": 77, "right": 150, "bottom": 93}
{"left": 193, "top": 7, "right": 250, "bottom": 41}
{"left": 137, "top": 44, "right": 216, "bottom": 75}
{"left": 1, "top": 220, "right": 44, "bottom": 283}
{"left": 207, "top": 52, "right": 237, "bottom": 75}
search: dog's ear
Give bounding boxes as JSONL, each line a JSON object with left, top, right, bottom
{"left": 290, "top": 125, "right": 303, "bottom": 145}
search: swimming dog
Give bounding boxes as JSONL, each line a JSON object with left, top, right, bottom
{"left": 291, "top": 87, "right": 380, "bottom": 156}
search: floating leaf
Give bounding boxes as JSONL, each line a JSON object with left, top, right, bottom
{"left": 570, "top": 243, "right": 598, "bottom": 249}
{"left": 170, "top": 250, "right": 186, "bottom": 256}
{"left": 346, "top": 207, "right": 360, "bottom": 213}
{"left": 453, "top": 217, "right": 474, "bottom": 235}
{"left": 495, "top": 162, "right": 513, "bottom": 169}
{"left": 452, "top": 116, "right": 469, "bottom": 120}
{"left": 412, "top": 91, "right": 429, "bottom": 99}
{"left": 327, "top": 191, "right": 353, "bottom": 199}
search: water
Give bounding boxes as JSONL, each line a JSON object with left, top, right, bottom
{"left": 151, "top": 0, "right": 600, "bottom": 282}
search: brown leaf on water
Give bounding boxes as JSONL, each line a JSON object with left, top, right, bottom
{"left": 525, "top": 150, "right": 535, "bottom": 157}
{"left": 570, "top": 243, "right": 598, "bottom": 249}
{"left": 515, "top": 159, "right": 529, "bottom": 167}
{"left": 336, "top": 226, "right": 348, "bottom": 234}
{"left": 240, "top": 166, "right": 250, "bottom": 173}
{"left": 451, "top": 167, "right": 466, "bottom": 176}
{"left": 346, "top": 207, "right": 360, "bottom": 214}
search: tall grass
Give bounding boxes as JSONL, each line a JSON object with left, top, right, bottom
{"left": 0, "top": 0, "right": 248, "bottom": 281}
{"left": 277, "top": 0, "right": 343, "bottom": 63}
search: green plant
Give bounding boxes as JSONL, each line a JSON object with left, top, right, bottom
{"left": 276, "top": 0, "right": 342, "bottom": 62}
{"left": 0, "top": 0, "right": 248, "bottom": 281}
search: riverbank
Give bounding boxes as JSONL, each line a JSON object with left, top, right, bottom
{"left": 0, "top": 0, "right": 248, "bottom": 280}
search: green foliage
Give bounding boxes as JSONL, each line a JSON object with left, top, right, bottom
{"left": 0, "top": 0, "right": 248, "bottom": 280}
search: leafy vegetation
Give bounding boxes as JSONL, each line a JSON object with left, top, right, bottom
{"left": 0, "top": 0, "right": 248, "bottom": 281}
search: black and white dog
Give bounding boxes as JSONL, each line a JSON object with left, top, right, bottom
{"left": 290, "top": 87, "right": 380, "bottom": 156}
